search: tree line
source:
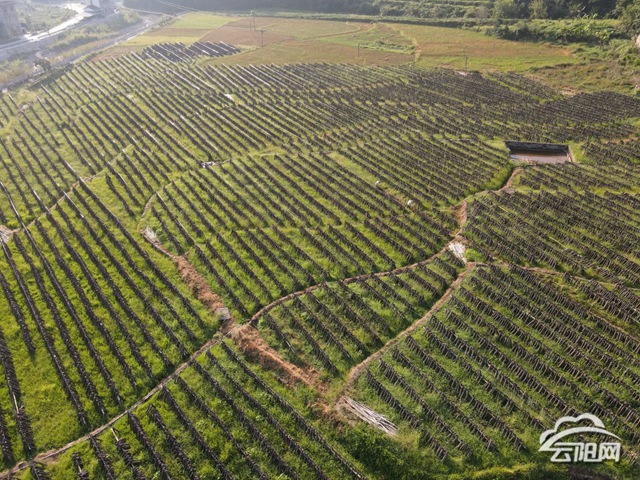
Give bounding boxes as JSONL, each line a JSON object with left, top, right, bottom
{"left": 123, "top": 0, "right": 639, "bottom": 29}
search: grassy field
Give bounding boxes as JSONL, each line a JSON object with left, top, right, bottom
{"left": 114, "top": 12, "right": 603, "bottom": 89}
{"left": 170, "top": 12, "right": 237, "bottom": 29}
{"left": 532, "top": 61, "right": 638, "bottom": 94}
{"left": 122, "top": 13, "right": 235, "bottom": 46}
{"left": 262, "top": 18, "right": 364, "bottom": 38}
{"left": 320, "top": 24, "right": 416, "bottom": 55}
{"left": 399, "top": 24, "right": 577, "bottom": 71}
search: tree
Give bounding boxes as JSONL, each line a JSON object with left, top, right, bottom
{"left": 620, "top": 2, "right": 640, "bottom": 36}
{"left": 615, "top": 0, "right": 633, "bottom": 15}
{"left": 585, "top": 0, "right": 616, "bottom": 17}
{"left": 546, "top": 0, "right": 570, "bottom": 19}
{"left": 530, "top": 0, "right": 549, "bottom": 18}
{"left": 493, "top": 0, "right": 519, "bottom": 18}
{"left": 34, "top": 57, "right": 52, "bottom": 72}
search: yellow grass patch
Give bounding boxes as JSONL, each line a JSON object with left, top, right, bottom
{"left": 201, "top": 26, "right": 293, "bottom": 49}
{"left": 170, "top": 13, "right": 236, "bottom": 29}
{"left": 204, "top": 38, "right": 409, "bottom": 66}
{"left": 122, "top": 26, "right": 214, "bottom": 46}
{"left": 260, "top": 18, "right": 366, "bottom": 38}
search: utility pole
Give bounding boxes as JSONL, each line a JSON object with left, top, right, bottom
{"left": 357, "top": 43, "right": 360, "bottom": 59}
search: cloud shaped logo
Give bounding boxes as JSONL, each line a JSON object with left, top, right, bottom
{"left": 539, "top": 413, "right": 621, "bottom": 463}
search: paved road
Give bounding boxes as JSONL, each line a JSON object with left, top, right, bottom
{"left": 25, "top": 2, "right": 90, "bottom": 42}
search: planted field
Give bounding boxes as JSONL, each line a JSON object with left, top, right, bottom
{"left": 0, "top": 37, "right": 638, "bottom": 480}
{"left": 466, "top": 186, "right": 640, "bottom": 285}
{"left": 352, "top": 263, "right": 640, "bottom": 475}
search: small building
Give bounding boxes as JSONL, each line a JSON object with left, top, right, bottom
{"left": 0, "top": 1, "right": 22, "bottom": 40}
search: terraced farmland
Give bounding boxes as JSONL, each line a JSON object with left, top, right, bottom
{"left": 0, "top": 46, "right": 638, "bottom": 479}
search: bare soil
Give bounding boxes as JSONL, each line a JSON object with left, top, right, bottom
{"left": 456, "top": 200, "right": 468, "bottom": 226}
{"left": 499, "top": 166, "right": 523, "bottom": 192}
{"left": 175, "top": 255, "right": 225, "bottom": 316}
{"left": 229, "top": 324, "right": 323, "bottom": 390}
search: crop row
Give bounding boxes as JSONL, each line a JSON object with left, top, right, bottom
{"left": 0, "top": 178, "right": 214, "bottom": 460}
{"left": 140, "top": 41, "right": 240, "bottom": 63}
{"left": 354, "top": 264, "right": 640, "bottom": 467}
{"left": 254, "top": 250, "right": 465, "bottom": 375}
{"left": 465, "top": 188, "right": 640, "bottom": 286}
{"left": 518, "top": 161, "right": 640, "bottom": 192}
{"left": 41, "top": 341, "right": 364, "bottom": 479}
{"left": 3, "top": 60, "right": 637, "bottom": 227}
